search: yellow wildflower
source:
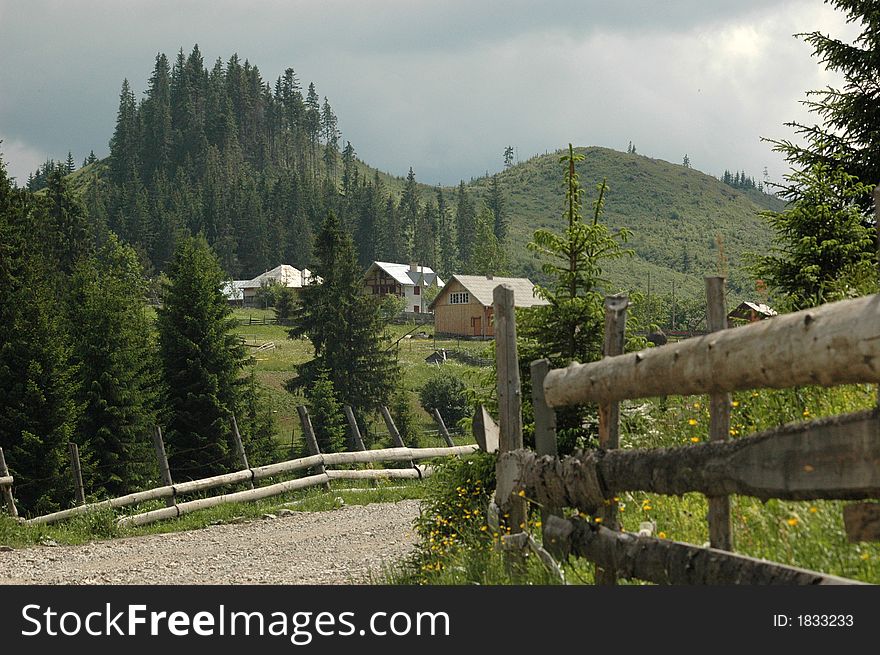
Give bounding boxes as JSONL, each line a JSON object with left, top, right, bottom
{"left": 658, "top": 531, "right": 667, "bottom": 539}
{"left": 809, "top": 507, "right": 818, "bottom": 514}
{"left": 690, "top": 437, "right": 700, "bottom": 443}
{"left": 731, "top": 401, "right": 740, "bottom": 408}
{"left": 860, "top": 553, "right": 870, "bottom": 561}
{"left": 787, "top": 517, "right": 799, "bottom": 527}
{"left": 688, "top": 418, "right": 698, "bottom": 426}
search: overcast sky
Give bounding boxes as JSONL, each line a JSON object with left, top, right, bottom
{"left": 0, "top": 0, "right": 859, "bottom": 187}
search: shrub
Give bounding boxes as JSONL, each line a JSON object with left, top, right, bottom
{"left": 419, "top": 372, "right": 469, "bottom": 427}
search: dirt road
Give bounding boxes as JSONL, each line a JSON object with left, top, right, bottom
{"left": 0, "top": 500, "right": 420, "bottom": 585}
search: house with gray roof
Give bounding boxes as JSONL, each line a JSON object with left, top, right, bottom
{"left": 363, "top": 261, "right": 443, "bottom": 314}
{"left": 428, "top": 274, "right": 549, "bottom": 337}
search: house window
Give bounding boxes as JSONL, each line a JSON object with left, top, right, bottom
{"left": 414, "top": 305, "right": 420, "bottom": 313}
{"left": 449, "top": 292, "right": 470, "bottom": 304}
{"left": 413, "top": 286, "right": 421, "bottom": 295}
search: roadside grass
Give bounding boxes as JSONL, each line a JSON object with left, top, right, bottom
{"left": 390, "top": 384, "right": 880, "bottom": 585}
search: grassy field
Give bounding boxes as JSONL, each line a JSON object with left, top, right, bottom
{"left": 230, "top": 307, "right": 491, "bottom": 454}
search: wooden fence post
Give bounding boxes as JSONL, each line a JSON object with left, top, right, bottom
{"left": 432, "top": 408, "right": 456, "bottom": 447}
{"left": 380, "top": 405, "right": 407, "bottom": 449}
{"left": 230, "top": 414, "right": 255, "bottom": 490}
{"left": 68, "top": 441, "right": 86, "bottom": 506}
{"left": 531, "top": 358, "right": 562, "bottom": 552}
{"left": 152, "top": 426, "right": 175, "bottom": 508}
{"left": 597, "top": 294, "right": 628, "bottom": 585}
{"left": 705, "top": 276, "right": 733, "bottom": 550}
{"left": 297, "top": 406, "right": 331, "bottom": 491}
{"left": 343, "top": 405, "right": 367, "bottom": 452}
{"left": 494, "top": 284, "right": 526, "bottom": 536}
{"left": 0, "top": 447, "right": 18, "bottom": 517}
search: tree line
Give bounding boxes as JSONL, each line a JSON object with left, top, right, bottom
{"left": 87, "top": 45, "right": 509, "bottom": 281}
{"left": 0, "top": 159, "right": 275, "bottom": 514}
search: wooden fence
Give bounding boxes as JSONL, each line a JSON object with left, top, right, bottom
{"left": 492, "top": 279, "right": 880, "bottom": 585}
{"left": 1, "top": 405, "right": 476, "bottom": 528}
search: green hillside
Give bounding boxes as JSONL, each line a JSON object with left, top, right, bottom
{"left": 466, "top": 147, "right": 783, "bottom": 299}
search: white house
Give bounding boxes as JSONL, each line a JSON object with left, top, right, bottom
{"left": 223, "top": 264, "right": 319, "bottom": 307}
{"left": 363, "top": 262, "right": 443, "bottom": 314}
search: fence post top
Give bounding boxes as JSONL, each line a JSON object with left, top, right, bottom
{"left": 604, "top": 294, "right": 628, "bottom": 311}
{"left": 493, "top": 283, "right": 515, "bottom": 303}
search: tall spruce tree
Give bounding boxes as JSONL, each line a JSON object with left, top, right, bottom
{"left": 436, "top": 187, "right": 458, "bottom": 278}
{"left": 157, "top": 235, "right": 249, "bottom": 479}
{"left": 108, "top": 79, "right": 139, "bottom": 185}
{"left": 454, "top": 181, "right": 476, "bottom": 269}
{"left": 68, "top": 235, "right": 159, "bottom": 496}
{"left": 769, "top": 1, "right": 880, "bottom": 207}
{"left": 0, "top": 154, "right": 78, "bottom": 513}
{"left": 287, "top": 211, "right": 398, "bottom": 437}
{"left": 756, "top": 1, "right": 880, "bottom": 307}
{"left": 520, "top": 145, "right": 632, "bottom": 453}
{"left": 399, "top": 167, "right": 419, "bottom": 261}
{"left": 487, "top": 174, "right": 509, "bottom": 245}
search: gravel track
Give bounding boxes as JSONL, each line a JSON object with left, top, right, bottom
{"left": 0, "top": 500, "right": 421, "bottom": 585}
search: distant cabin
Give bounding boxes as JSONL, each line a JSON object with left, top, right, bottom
{"left": 363, "top": 261, "right": 443, "bottom": 314}
{"left": 429, "top": 275, "right": 549, "bottom": 337}
{"left": 223, "top": 264, "right": 318, "bottom": 307}
{"left": 727, "top": 301, "right": 777, "bottom": 324}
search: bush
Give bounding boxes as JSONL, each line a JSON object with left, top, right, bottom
{"left": 390, "top": 390, "right": 420, "bottom": 448}
{"left": 419, "top": 372, "right": 469, "bottom": 427}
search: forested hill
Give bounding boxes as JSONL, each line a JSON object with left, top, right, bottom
{"left": 46, "top": 45, "right": 779, "bottom": 297}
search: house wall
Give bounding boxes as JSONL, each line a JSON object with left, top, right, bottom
{"left": 364, "top": 267, "right": 431, "bottom": 313}
{"left": 363, "top": 269, "right": 403, "bottom": 298}
{"left": 433, "top": 279, "right": 493, "bottom": 336}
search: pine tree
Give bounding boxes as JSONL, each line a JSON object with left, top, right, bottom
{"left": 768, "top": 1, "right": 880, "bottom": 209}
{"left": 755, "top": 2, "right": 880, "bottom": 307}
{"left": 436, "top": 187, "right": 458, "bottom": 278}
{"left": 519, "top": 145, "right": 633, "bottom": 454}
{"left": 0, "top": 154, "right": 78, "bottom": 513}
{"left": 108, "top": 79, "right": 139, "bottom": 185}
{"left": 67, "top": 235, "right": 158, "bottom": 496}
{"left": 157, "top": 236, "right": 249, "bottom": 479}
{"left": 287, "top": 211, "right": 399, "bottom": 436}
{"left": 487, "top": 174, "right": 509, "bottom": 244}
{"left": 141, "top": 53, "right": 173, "bottom": 179}
{"left": 503, "top": 146, "right": 514, "bottom": 168}
{"left": 470, "top": 207, "right": 507, "bottom": 275}
{"left": 305, "top": 371, "right": 347, "bottom": 454}
{"left": 65, "top": 151, "right": 76, "bottom": 174}
{"left": 454, "top": 181, "right": 476, "bottom": 269}
{"left": 43, "top": 169, "right": 93, "bottom": 276}
{"left": 399, "top": 167, "right": 419, "bottom": 260}
{"left": 748, "top": 162, "right": 876, "bottom": 309}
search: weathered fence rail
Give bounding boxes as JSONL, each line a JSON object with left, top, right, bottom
{"left": 491, "top": 279, "right": 880, "bottom": 586}
{"left": 26, "top": 443, "right": 477, "bottom": 527}
{"left": 543, "top": 292, "right": 880, "bottom": 408}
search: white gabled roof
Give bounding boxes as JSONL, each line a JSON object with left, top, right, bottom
{"left": 368, "top": 261, "right": 443, "bottom": 288}
{"left": 430, "top": 275, "right": 549, "bottom": 309}
{"left": 240, "top": 265, "right": 307, "bottom": 289}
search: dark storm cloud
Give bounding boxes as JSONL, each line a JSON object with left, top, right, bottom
{"left": 0, "top": 0, "right": 855, "bottom": 185}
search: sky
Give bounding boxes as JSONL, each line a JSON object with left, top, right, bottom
{"left": 0, "top": 0, "right": 860, "bottom": 187}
